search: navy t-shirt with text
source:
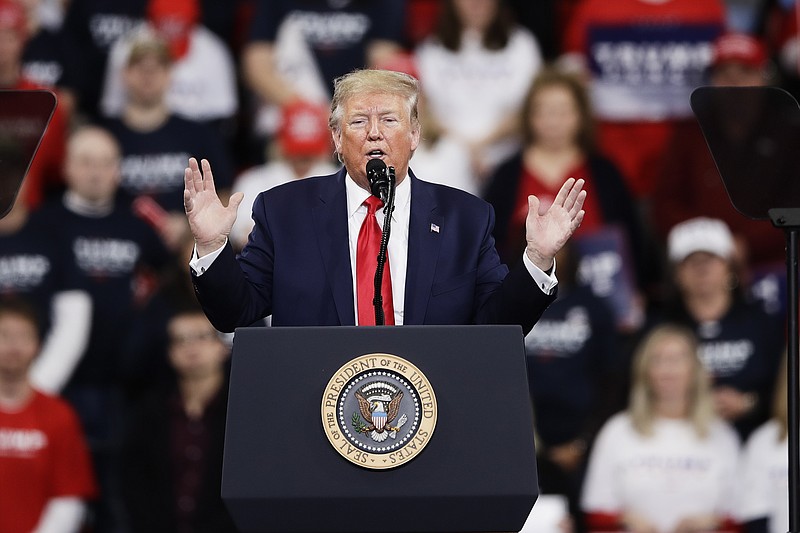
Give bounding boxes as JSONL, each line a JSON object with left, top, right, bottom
{"left": 248, "top": 0, "right": 405, "bottom": 95}
{"left": 104, "top": 115, "right": 234, "bottom": 213}
{"left": 34, "top": 199, "right": 172, "bottom": 384}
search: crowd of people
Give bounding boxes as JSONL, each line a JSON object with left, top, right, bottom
{"left": 0, "top": 0, "right": 795, "bottom": 532}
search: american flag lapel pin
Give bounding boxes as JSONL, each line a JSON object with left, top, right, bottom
{"left": 430, "top": 223, "right": 440, "bottom": 233}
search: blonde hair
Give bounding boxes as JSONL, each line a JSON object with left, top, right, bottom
{"left": 126, "top": 30, "right": 172, "bottom": 67}
{"left": 628, "top": 324, "right": 716, "bottom": 438}
{"left": 328, "top": 69, "right": 420, "bottom": 133}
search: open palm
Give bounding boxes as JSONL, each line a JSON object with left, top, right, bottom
{"left": 525, "top": 177, "right": 586, "bottom": 271}
{"left": 184, "top": 157, "right": 243, "bottom": 256}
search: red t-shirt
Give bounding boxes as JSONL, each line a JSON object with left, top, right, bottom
{"left": 0, "top": 390, "right": 97, "bottom": 533}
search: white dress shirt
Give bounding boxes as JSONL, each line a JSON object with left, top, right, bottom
{"left": 346, "top": 173, "right": 410, "bottom": 324}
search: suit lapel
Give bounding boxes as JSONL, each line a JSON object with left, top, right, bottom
{"left": 312, "top": 168, "right": 355, "bottom": 325}
{"left": 404, "top": 175, "right": 442, "bottom": 325}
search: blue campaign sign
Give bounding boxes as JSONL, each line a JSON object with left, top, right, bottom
{"left": 573, "top": 224, "right": 642, "bottom": 331}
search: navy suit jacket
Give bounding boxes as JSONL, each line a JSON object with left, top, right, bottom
{"left": 191, "top": 168, "right": 555, "bottom": 332}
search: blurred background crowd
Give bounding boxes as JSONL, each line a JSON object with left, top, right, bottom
{"left": 0, "top": 0, "right": 796, "bottom": 532}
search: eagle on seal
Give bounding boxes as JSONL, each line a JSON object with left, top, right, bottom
{"left": 355, "top": 389, "right": 404, "bottom": 443}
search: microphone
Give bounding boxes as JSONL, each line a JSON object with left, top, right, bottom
{"left": 366, "top": 158, "right": 390, "bottom": 202}
{"left": 364, "top": 158, "right": 396, "bottom": 325}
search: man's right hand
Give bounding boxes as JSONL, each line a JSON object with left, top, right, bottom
{"left": 184, "top": 157, "right": 244, "bottom": 257}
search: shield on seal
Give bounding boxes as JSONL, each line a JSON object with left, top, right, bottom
{"left": 372, "top": 410, "right": 387, "bottom": 430}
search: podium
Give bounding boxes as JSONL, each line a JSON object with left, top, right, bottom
{"left": 222, "top": 325, "right": 538, "bottom": 533}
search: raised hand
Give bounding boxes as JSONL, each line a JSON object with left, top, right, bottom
{"left": 183, "top": 157, "right": 243, "bottom": 257}
{"left": 524, "top": 177, "right": 586, "bottom": 272}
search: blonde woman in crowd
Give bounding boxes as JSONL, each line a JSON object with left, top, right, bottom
{"left": 581, "top": 324, "right": 740, "bottom": 533}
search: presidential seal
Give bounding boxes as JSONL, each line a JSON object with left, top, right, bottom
{"left": 321, "top": 353, "right": 437, "bottom": 470}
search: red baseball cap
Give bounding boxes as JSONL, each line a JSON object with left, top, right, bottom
{"left": 277, "top": 100, "right": 331, "bottom": 158}
{"left": 711, "top": 32, "right": 767, "bottom": 69}
{"left": 147, "top": 0, "right": 199, "bottom": 26}
{"left": 147, "top": 0, "right": 198, "bottom": 58}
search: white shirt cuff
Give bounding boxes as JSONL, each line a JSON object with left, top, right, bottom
{"left": 522, "top": 251, "right": 558, "bottom": 295}
{"left": 189, "top": 240, "right": 228, "bottom": 276}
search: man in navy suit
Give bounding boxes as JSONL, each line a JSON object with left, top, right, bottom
{"left": 184, "top": 69, "right": 585, "bottom": 333}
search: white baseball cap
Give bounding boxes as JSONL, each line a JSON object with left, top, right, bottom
{"left": 667, "top": 217, "right": 734, "bottom": 262}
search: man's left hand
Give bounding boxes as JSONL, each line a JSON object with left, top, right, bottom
{"left": 525, "top": 177, "right": 586, "bottom": 272}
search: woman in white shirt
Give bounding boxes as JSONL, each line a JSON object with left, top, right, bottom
{"left": 581, "top": 323, "right": 741, "bottom": 533}
{"left": 414, "top": 0, "right": 542, "bottom": 182}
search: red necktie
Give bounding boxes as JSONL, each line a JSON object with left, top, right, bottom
{"left": 357, "top": 196, "right": 394, "bottom": 325}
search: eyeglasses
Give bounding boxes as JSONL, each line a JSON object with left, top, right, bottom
{"left": 169, "top": 331, "right": 218, "bottom": 347}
